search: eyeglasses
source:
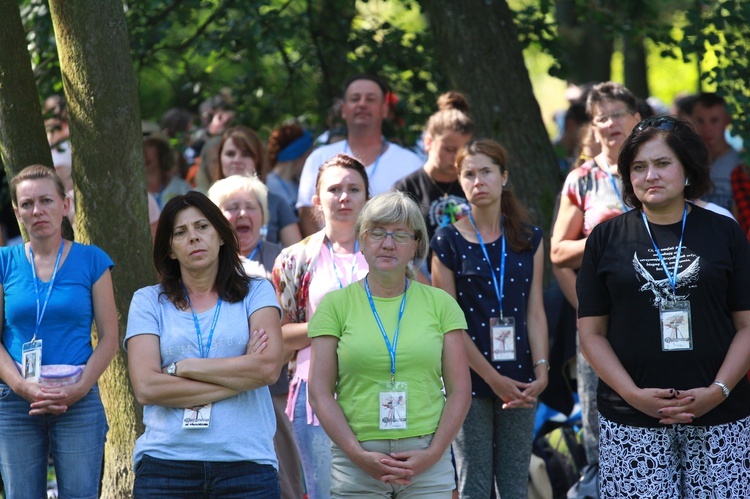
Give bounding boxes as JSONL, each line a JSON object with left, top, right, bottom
{"left": 365, "top": 229, "right": 416, "bottom": 245}
{"left": 634, "top": 116, "right": 683, "bottom": 133}
{"left": 592, "top": 108, "right": 634, "bottom": 126}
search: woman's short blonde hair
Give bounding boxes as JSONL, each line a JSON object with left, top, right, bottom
{"left": 208, "top": 175, "right": 269, "bottom": 225}
{"left": 355, "top": 191, "right": 429, "bottom": 280}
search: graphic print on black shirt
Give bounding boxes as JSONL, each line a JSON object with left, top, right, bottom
{"left": 632, "top": 245, "right": 700, "bottom": 308}
{"left": 428, "top": 194, "right": 470, "bottom": 233}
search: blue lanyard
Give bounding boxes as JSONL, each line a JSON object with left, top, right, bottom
{"left": 468, "top": 213, "right": 506, "bottom": 319}
{"left": 641, "top": 203, "right": 688, "bottom": 297}
{"left": 154, "top": 190, "right": 163, "bottom": 209}
{"left": 247, "top": 241, "right": 261, "bottom": 261}
{"left": 343, "top": 138, "right": 387, "bottom": 181}
{"left": 601, "top": 160, "right": 629, "bottom": 211}
{"left": 184, "top": 287, "right": 223, "bottom": 358}
{"left": 364, "top": 275, "right": 408, "bottom": 382}
{"left": 29, "top": 241, "right": 65, "bottom": 340}
{"left": 326, "top": 238, "right": 359, "bottom": 289}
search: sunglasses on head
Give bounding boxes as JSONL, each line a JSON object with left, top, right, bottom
{"left": 634, "top": 116, "right": 683, "bottom": 133}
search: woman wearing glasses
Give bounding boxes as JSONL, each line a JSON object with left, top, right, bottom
{"left": 308, "top": 191, "right": 470, "bottom": 497}
{"left": 272, "top": 154, "right": 370, "bottom": 498}
{"left": 577, "top": 117, "right": 750, "bottom": 497}
{"left": 431, "top": 139, "right": 548, "bottom": 498}
{"left": 550, "top": 82, "right": 642, "bottom": 466}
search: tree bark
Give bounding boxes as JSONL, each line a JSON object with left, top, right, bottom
{"left": 555, "top": 0, "right": 614, "bottom": 84}
{"left": 0, "top": 1, "right": 53, "bottom": 173}
{"left": 623, "top": 34, "right": 649, "bottom": 100}
{"left": 48, "top": 1, "right": 151, "bottom": 496}
{"left": 420, "top": 0, "right": 561, "bottom": 228}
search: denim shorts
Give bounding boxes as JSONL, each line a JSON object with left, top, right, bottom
{"left": 134, "top": 454, "right": 280, "bottom": 498}
{"left": 0, "top": 383, "right": 108, "bottom": 499}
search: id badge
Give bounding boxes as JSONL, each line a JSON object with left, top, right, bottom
{"left": 378, "top": 381, "right": 407, "bottom": 430}
{"left": 660, "top": 300, "right": 692, "bottom": 351}
{"left": 21, "top": 339, "right": 43, "bottom": 382}
{"left": 490, "top": 317, "right": 516, "bottom": 361}
{"left": 182, "top": 403, "right": 212, "bottom": 429}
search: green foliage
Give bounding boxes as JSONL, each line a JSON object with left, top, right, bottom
{"left": 349, "top": 0, "right": 443, "bottom": 144}
{"left": 675, "top": 0, "right": 750, "bottom": 157}
{"left": 20, "top": 0, "right": 748, "bottom": 154}
{"left": 126, "top": 0, "right": 320, "bottom": 131}
{"left": 513, "top": 0, "right": 563, "bottom": 76}
{"left": 20, "top": 0, "right": 441, "bottom": 145}
{"left": 512, "top": 0, "right": 749, "bottom": 157}
{"left": 20, "top": 0, "right": 61, "bottom": 98}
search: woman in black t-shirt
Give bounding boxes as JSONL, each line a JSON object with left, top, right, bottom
{"left": 578, "top": 116, "right": 750, "bottom": 498}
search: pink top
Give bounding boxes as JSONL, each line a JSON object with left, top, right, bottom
{"left": 285, "top": 245, "right": 368, "bottom": 425}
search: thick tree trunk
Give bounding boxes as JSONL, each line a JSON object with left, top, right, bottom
{"left": 0, "top": 1, "right": 53, "bottom": 173}
{"left": 555, "top": 0, "right": 614, "bottom": 84}
{"left": 623, "top": 34, "right": 649, "bottom": 101}
{"left": 420, "top": 0, "right": 561, "bottom": 228}
{"left": 48, "top": 1, "right": 151, "bottom": 496}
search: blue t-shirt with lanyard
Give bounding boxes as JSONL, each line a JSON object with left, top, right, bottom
{"left": 0, "top": 242, "right": 113, "bottom": 366}
{"left": 431, "top": 224, "right": 542, "bottom": 398}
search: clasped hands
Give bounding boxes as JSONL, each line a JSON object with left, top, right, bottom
{"left": 23, "top": 380, "right": 87, "bottom": 416}
{"left": 355, "top": 447, "right": 439, "bottom": 486}
{"left": 491, "top": 374, "right": 547, "bottom": 410}
{"left": 628, "top": 386, "right": 724, "bottom": 425}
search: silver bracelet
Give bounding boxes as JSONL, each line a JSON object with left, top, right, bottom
{"left": 713, "top": 380, "right": 730, "bottom": 398}
{"left": 533, "top": 359, "right": 550, "bottom": 371}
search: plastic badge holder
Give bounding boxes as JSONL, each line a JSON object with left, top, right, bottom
{"left": 39, "top": 365, "right": 83, "bottom": 388}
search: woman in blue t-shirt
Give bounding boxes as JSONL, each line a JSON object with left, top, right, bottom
{"left": 431, "top": 139, "right": 549, "bottom": 498}
{"left": 0, "top": 165, "right": 118, "bottom": 498}
{"left": 125, "top": 191, "right": 284, "bottom": 497}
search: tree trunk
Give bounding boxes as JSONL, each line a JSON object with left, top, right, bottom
{"left": 623, "top": 34, "right": 649, "bottom": 101}
{"left": 0, "top": 1, "right": 53, "bottom": 173}
{"left": 420, "top": 0, "right": 561, "bottom": 229}
{"left": 48, "top": 1, "right": 152, "bottom": 496}
{"left": 554, "top": 0, "right": 614, "bottom": 84}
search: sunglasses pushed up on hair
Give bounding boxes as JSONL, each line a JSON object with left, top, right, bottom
{"left": 634, "top": 115, "right": 684, "bottom": 133}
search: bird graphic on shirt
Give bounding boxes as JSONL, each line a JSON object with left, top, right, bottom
{"left": 632, "top": 252, "right": 700, "bottom": 308}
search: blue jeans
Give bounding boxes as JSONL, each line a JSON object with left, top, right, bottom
{"left": 133, "top": 454, "right": 280, "bottom": 498}
{"left": 293, "top": 380, "right": 332, "bottom": 499}
{"left": 0, "top": 383, "right": 108, "bottom": 499}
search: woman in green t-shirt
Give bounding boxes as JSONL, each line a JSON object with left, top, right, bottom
{"left": 308, "top": 191, "right": 471, "bottom": 498}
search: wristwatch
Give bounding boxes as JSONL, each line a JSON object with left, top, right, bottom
{"left": 167, "top": 362, "right": 178, "bottom": 376}
{"left": 713, "top": 380, "right": 730, "bottom": 398}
